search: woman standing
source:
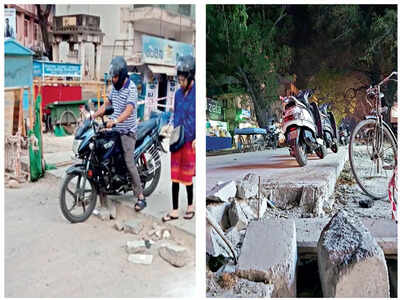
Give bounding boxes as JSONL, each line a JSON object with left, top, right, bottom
{"left": 162, "top": 56, "right": 196, "bottom": 222}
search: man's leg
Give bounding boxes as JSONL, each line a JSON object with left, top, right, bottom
{"left": 120, "top": 133, "right": 145, "bottom": 201}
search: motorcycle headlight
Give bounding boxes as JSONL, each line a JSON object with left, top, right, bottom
{"left": 72, "top": 139, "right": 80, "bottom": 155}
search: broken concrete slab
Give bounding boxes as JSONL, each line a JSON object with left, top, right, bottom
{"left": 206, "top": 180, "right": 237, "bottom": 203}
{"left": 127, "top": 254, "right": 153, "bottom": 265}
{"left": 206, "top": 214, "right": 237, "bottom": 259}
{"left": 248, "top": 197, "right": 268, "bottom": 219}
{"left": 124, "top": 220, "right": 144, "bottom": 235}
{"left": 237, "top": 219, "right": 297, "bottom": 297}
{"left": 317, "top": 211, "right": 389, "bottom": 297}
{"left": 228, "top": 199, "right": 256, "bottom": 231}
{"left": 206, "top": 202, "right": 231, "bottom": 230}
{"left": 295, "top": 217, "right": 397, "bottom": 256}
{"left": 236, "top": 173, "right": 259, "bottom": 200}
{"left": 126, "top": 240, "right": 147, "bottom": 254}
{"left": 159, "top": 242, "right": 188, "bottom": 267}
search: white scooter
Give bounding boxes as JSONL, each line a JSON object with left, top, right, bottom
{"left": 281, "top": 89, "right": 327, "bottom": 166}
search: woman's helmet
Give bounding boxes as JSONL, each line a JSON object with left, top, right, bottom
{"left": 177, "top": 55, "right": 195, "bottom": 87}
{"left": 109, "top": 56, "right": 128, "bottom": 90}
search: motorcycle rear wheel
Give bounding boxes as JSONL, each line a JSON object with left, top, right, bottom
{"left": 294, "top": 140, "right": 308, "bottom": 167}
{"left": 59, "top": 173, "right": 97, "bottom": 223}
{"left": 140, "top": 150, "right": 162, "bottom": 197}
{"left": 331, "top": 142, "right": 338, "bottom": 153}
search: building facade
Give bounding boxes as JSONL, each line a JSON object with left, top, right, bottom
{"left": 4, "top": 4, "right": 54, "bottom": 55}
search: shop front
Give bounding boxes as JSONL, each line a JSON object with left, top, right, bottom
{"left": 206, "top": 98, "right": 232, "bottom": 151}
{"left": 140, "top": 35, "right": 194, "bottom": 119}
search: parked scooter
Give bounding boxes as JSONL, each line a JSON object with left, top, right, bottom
{"left": 281, "top": 89, "right": 327, "bottom": 166}
{"left": 318, "top": 103, "right": 339, "bottom": 153}
{"left": 265, "top": 121, "right": 280, "bottom": 149}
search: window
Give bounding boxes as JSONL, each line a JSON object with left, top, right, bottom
{"left": 34, "top": 24, "right": 38, "bottom": 40}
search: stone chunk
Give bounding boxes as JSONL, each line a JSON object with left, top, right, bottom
{"left": 237, "top": 219, "right": 297, "bottom": 297}
{"left": 127, "top": 254, "right": 153, "bottom": 265}
{"left": 126, "top": 240, "right": 147, "bottom": 254}
{"left": 7, "top": 179, "right": 20, "bottom": 189}
{"left": 206, "top": 180, "right": 237, "bottom": 203}
{"left": 206, "top": 216, "right": 235, "bottom": 258}
{"left": 159, "top": 242, "right": 188, "bottom": 267}
{"left": 206, "top": 202, "right": 231, "bottom": 230}
{"left": 114, "top": 221, "right": 124, "bottom": 231}
{"left": 317, "top": 210, "right": 389, "bottom": 298}
{"left": 228, "top": 199, "right": 256, "bottom": 231}
{"left": 124, "top": 220, "right": 144, "bottom": 235}
{"left": 236, "top": 173, "right": 259, "bottom": 199}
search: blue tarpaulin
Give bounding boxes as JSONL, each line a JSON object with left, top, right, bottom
{"left": 206, "top": 136, "right": 232, "bottom": 151}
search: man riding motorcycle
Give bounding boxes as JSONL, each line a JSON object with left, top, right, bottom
{"left": 93, "top": 56, "right": 147, "bottom": 212}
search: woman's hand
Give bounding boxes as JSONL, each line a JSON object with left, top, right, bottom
{"left": 192, "top": 140, "right": 196, "bottom": 151}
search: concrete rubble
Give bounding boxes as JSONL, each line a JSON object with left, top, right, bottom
{"left": 317, "top": 210, "right": 390, "bottom": 297}
{"left": 228, "top": 199, "right": 256, "bottom": 231}
{"left": 127, "top": 254, "right": 153, "bottom": 265}
{"left": 159, "top": 242, "right": 188, "bottom": 268}
{"left": 114, "top": 221, "right": 124, "bottom": 231}
{"left": 206, "top": 180, "right": 237, "bottom": 203}
{"left": 124, "top": 220, "right": 144, "bottom": 235}
{"left": 206, "top": 220, "right": 233, "bottom": 258}
{"left": 236, "top": 173, "right": 259, "bottom": 200}
{"left": 237, "top": 219, "right": 297, "bottom": 297}
{"left": 126, "top": 240, "right": 147, "bottom": 254}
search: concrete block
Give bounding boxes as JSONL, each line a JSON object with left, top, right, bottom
{"left": 127, "top": 254, "right": 153, "bottom": 265}
{"left": 114, "top": 221, "right": 124, "bottom": 231}
{"left": 228, "top": 199, "right": 256, "bottom": 231}
{"left": 126, "top": 240, "right": 147, "bottom": 254}
{"left": 206, "top": 220, "right": 233, "bottom": 258}
{"left": 248, "top": 197, "right": 268, "bottom": 219}
{"left": 159, "top": 242, "right": 188, "bottom": 267}
{"left": 317, "top": 210, "right": 389, "bottom": 297}
{"left": 124, "top": 220, "right": 144, "bottom": 235}
{"left": 206, "top": 180, "right": 237, "bottom": 203}
{"left": 237, "top": 173, "right": 259, "bottom": 199}
{"left": 206, "top": 202, "right": 231, "bottom": 230}
{"left": 237, "top": 219, "right": 297, "bottom": 297}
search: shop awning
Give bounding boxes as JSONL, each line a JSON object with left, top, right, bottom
{"left": 148, "top": 64, "right": 177, "bottom": 76}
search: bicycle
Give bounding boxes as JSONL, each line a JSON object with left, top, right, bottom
{"left": 349, "top": 71, "right": 398, "bottom": 200}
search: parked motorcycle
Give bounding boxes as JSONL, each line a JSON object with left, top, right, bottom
{"left": 281, "top": 89, "right": 327, "bottom": 166}
{"left": 265, "top": 123, "right": 280, "bottom": 149}
{"left": 59, "top": 107, "right": 170, "bottom": 223}
{"left": 318, "top": 103, "right": 339, "bottom": 153}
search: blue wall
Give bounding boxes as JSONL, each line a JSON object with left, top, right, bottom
{"left": 5, "top": 55, "right": 33, "bottom": 88}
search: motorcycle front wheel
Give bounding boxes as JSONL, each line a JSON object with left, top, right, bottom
{"left": 59, "top": 173, "right": 97, "bottom": 223}
{"left": 315, "top": 143, "right": 328, "bottom": 159}
{"left": 294, "top": 140, "right": 308, "bottom": 167}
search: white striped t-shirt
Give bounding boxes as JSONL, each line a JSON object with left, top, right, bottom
{"left": 108, "top": 79, "right": 137, "bottom": 134}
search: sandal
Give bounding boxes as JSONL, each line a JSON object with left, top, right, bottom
{"left": 162, "top": 213, "right": 179, "bottom": 222}
{"left": 184, "top": 211, "right": 195, "bottom": 220}
{"left": 135, "top": 198, "right": 147, "bottom": 212}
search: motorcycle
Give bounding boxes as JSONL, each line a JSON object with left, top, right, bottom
{"left": 59, "top": 106, "right": 170, "bottom": 223}
{"left": 281, "top": 89, "right": 327, "bottom": 166}
{"left": 318, "top": 103, "right": 339, "bottom": 153}
{"left": 265, "top": 123, "right": 280, "bottom": 149}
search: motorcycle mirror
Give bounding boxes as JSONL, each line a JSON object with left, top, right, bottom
{"left": 104, "top": 105, "right": 114, "bottom": 116}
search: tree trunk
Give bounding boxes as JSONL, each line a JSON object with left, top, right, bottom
{"left": 36, "top": 5, "right": 53, "bottom": 60}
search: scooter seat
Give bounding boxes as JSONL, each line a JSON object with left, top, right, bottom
{"left": 136, "top": 118, "right": 158, "bottom": 142}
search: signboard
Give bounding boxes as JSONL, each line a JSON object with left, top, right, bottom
{"left": 207, "top": 99, "right": 224, "bottom": 121}
{"left": 62, "top": 16, "right": 77, "bottom": 27}
{"left": 142, "top": 35, "right": 194, "bottom": 66}
{"left": 236, "top": 108, "right": 251, "bottom": 121}
{"left": 4, "top": 8, "right": 16, "bottom": 39}
{"left": 33, "top": 60, "right": 82, "bottom": 78}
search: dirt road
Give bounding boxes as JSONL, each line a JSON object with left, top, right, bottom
{"left": 5, "top": 174, "right": 196, "bottom": 297}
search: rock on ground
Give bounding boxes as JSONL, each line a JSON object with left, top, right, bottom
{"left": 127, "top": 254, "right": 153, "bottom": 265}
{"left": 237, "top": 219, "right": 297, "bottom": 297}
{"left": 206, "top": 181, "right": 237, "bottom": 203}
{"left": 236, "top": 173, "right": 259, "bottom": 200}
{"left": 126, "top": 240, "right": 147, "bottom": 254}
{"left": 317, "top": 210, "right": 389, "bottom": 297}
{"left": 159, "top": 242, "right": 188, "bottom": 268}
{"left": 124, "top": 220, "right": 144, "bottom": 235}
{"left": 206, "top": 202, "right": 231, "bottom": 230}
{"left": 7, "top": 180, "right": 20, "bottom": 189}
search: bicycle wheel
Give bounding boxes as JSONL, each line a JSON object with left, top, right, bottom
{"left": 349, "top": 119, "right": 397, "bottom": 199}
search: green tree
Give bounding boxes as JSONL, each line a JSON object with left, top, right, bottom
{"left": 207, "top": 5, "right": 293, "bottom": 127}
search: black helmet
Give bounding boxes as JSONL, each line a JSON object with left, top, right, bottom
{"left": 177, "top": 55, "right": 195, "bottom": 90}
{"left": 109, "top": 56, "right": 128, "bottom": 90}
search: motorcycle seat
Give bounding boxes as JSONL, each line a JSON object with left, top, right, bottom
{"left": 136, "top": 118, "right": 158, "bottom": 142}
